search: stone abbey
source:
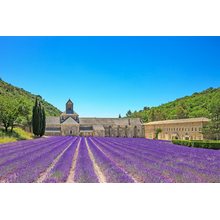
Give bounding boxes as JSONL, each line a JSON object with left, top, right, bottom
{"left": 45, "top": 99, "right": 145, "bottom": 137}
{"left": 45, "top": 99, "right": 211, "bottom": 140}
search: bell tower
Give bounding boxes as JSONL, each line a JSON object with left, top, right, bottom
{"left": 66, "top": 99, "right": 73, "bottom": 114}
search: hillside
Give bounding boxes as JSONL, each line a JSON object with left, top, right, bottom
{"left": 126, "top": 87, "right": 220, "bottom": 122}
{"left": 0, "top": 78, "right": 62, "bottom": 117}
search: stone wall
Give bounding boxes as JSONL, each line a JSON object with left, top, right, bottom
{"left": 144, "top": 122, "right": 207, "bottom": 140}
{"left": 61, "top": 125, "right": 79, "bottom": 136}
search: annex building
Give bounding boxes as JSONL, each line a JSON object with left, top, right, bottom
{"left": 144, "top": 117, "right": 211, "bottom": 140}
{"left": 45, "top": 100, "right": 211, "bottom": 140}
{"left": 45, "top": 99, "right": 145, "bottom": 137}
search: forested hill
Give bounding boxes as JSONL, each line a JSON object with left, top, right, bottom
{"left": 126, "top": 87, "right": 220, "bottom": 123}
{"left": 0, "top": 78, "right": 62, "bottom": 116}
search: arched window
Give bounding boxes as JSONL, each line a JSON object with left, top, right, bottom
{"left": 192, "top": 127, "right": 193, "bottom": 131}
{"left": 195, "top": 127, "right": 197, "bottom": 131}
{"left": 70, "top": 130, "right": 72, "bottom": 135}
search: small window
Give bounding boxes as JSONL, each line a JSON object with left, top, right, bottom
{"left": 174, "top": 128, "right": 175, "bottom": 131}
{"left": 199, "top": 127, "right": 201, "bottom": 131}
{"left": 188, "top": 128, "right": 190, "bottom": 131}
{"left": 185, "top": 128, "right": 187, "bottom": 131}
{"left": 195, "top": 127, "right": 197, "bottom": 131}
{"left": 192, "top": 127, "right": 193, "bottom": 131}
{"left": 182, "top": 128, "right": 184, "bottom": 131}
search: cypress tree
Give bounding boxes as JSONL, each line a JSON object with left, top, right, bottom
{"left": 32, "top": 97, "right": 39, "bottom": 136}
{"left": 38, "top": 102, "right": 42, "bottom": 136}
{"left": 40, "top": 107, "right": 46, "bottom": 137}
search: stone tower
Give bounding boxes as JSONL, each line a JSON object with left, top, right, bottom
{"left": 66, "top": 99, "right": 73, "bottom": 114}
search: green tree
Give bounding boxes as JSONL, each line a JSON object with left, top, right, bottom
{"left": 32, "top": 98, "right": 39, "bottom": 136}
{"left": 126, "top": 110, "right": 132, "bottom": 117}
{"left": 38, "top": 102, "right": 42, "bottom": 136}
{"left": 175, "top": 101, "right": 189, "bottom": 119}
{"left": 154, "top": 128, "right": 162, "bottom": 140}
{"left": 0, "top": 96, "right": 29, "bottom": 132}
{"left": 40, "top": 107, "right": 46, "bottom": 136}
{"left": 119, "top": 114, "right": 121, "bottom": 118}
{"left": 148, "top": 108, "right": 156, "bottom": 122}
{"left": 155, "top": 109, "right": 167, "bottom": 121}
{"left": 200, "top": 98, "right": 220, "bottom": 140}
{"left": 143, "top": 107, "right": 150, "bottom": 111}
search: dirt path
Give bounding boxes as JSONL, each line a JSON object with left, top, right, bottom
{"left": 89, "top": 138, "right": 138, "bottom": 183}
{"left": 85, "top": 138, "right": 107, "bottom": 183}
{"left": 66, "top": 137, "right": 81, "bottom": 183}
{"left": 36, "top": 140, "right": 74, "bottom": 183}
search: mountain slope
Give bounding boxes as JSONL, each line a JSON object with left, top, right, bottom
{"left": 0, "top": 78, "right": 62, "bottom": 116}
{"left": 127, "top": 87, "right": 220, "bottom": 122}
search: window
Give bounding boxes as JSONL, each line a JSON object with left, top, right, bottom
{"left": 192, "top": 127, "right": 193, "bottom": 131}
{"left": 149, "top": 134, "right": 152, "bottom": 139}
{"left": 182, "top": 128, "right": 184, "bottom": 131}
{"left": 188, "top": 128, "right": 190, "bottom": 131}
{"left": 195, "top": 127, "right": 197, "bottom": 131}
{"left": 185, "top": 128, "right": 186, "bottom": 131}
{"left": 199, "top": 127, "right": 201, "bottom": 131}
{"left": 169, "top": 128, "right": 170, "bottom": 131}
{"left": 174, "top": 128, "right": 175, "bottom": 131}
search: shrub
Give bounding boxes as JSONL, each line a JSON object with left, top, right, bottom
{"left": 171, "top": 139, "right": 220, "bottom": 150}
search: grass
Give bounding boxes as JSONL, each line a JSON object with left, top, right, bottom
{"left": 0, "top": 127, "right": 36, "bottom": 144}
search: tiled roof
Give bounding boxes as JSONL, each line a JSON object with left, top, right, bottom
{"left": 61, "top": 110, "right": 78, "bottom": 115}
{"left": 129, "top": 118, "right": 142, "bottom": 125}
{"left": 93, "top": 125, "right": 105, "bottom": 130}
{"left": 62, "top": 117, "right": 78, "bottom": 125}
{"left": 46, "top": 117, "right": 60, "bottom": 125}
{"left": 79, "top": 118, "right": 130, "bottom": 125}
{"left": 144, "top": 117, "right": 211, "bottom": 125}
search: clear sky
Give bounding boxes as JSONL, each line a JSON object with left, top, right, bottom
{"left": 0, "top": 37, "right": 220, "bottom": 117}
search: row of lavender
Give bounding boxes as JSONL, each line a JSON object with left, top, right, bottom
{"left": 91, "top": 137, "right": 220, "bottom": 183}
{"left": 0, "top": 136, "right": 75, "bottom": 182}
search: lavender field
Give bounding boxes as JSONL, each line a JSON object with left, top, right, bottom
{"left": 0, "top": 136, "right": 220, "bottom": 183}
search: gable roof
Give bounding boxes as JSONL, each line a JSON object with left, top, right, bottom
{"left": 62, "top": 117, "right": 78, "bottom": 125}
{"left": 60, "top": 110, "right": 78, "bottom": 116}
{"left": 46, "top": 117, "right": 60, "bottom": 125}
{"left": 93, "top": 125, "right": 105, "bottom": 130}
{"left": 66, "top": 99, "right": 73, "bottom": 104}
{"left": 79, "top": 118, "right": 127, "bottom": 125}
{"left": 144, "top": 117, "right": 211, "bottom": 125}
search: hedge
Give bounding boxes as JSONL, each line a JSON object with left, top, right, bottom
{"left": 171, "top": 139, "right": 220, "bottom": 150}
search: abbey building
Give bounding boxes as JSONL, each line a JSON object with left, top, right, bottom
{"left": 45, "top": 99, "right": 145, "bottom": 137}
{"left": 46, "top": 99, "right": 211, "bottom": 140}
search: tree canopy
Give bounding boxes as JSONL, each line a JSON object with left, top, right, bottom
{"left": 124, "top": 87, "right": 220, "bottom": 123}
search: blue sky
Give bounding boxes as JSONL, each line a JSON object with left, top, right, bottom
{"left": 0, "top": 37, "right": 220, "bottom": 117}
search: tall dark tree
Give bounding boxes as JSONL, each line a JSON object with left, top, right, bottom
{"left": 38, "top": 102, "right": 42, "bottom": 136}
{"left": 119, "top": 114, "right": 121, "bottom": 118}
{"left": 32, "top": 97, "right": 39, "bottom": 136}
{"left": 40, "top": 107, "right": 46, "bottom": 137}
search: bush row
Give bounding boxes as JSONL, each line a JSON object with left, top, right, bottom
{"left": 171, "top": 139, "right": 220, "bottom": 150}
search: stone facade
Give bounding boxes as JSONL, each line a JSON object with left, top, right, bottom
{"left": 143, "top": 117, "right": 211, "bottom": 140}
{"left": 45, "top": 99, "right": 144, "bottom": 137}
{"left": 45, "top": 100, "right": 212, "bottom": 140}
